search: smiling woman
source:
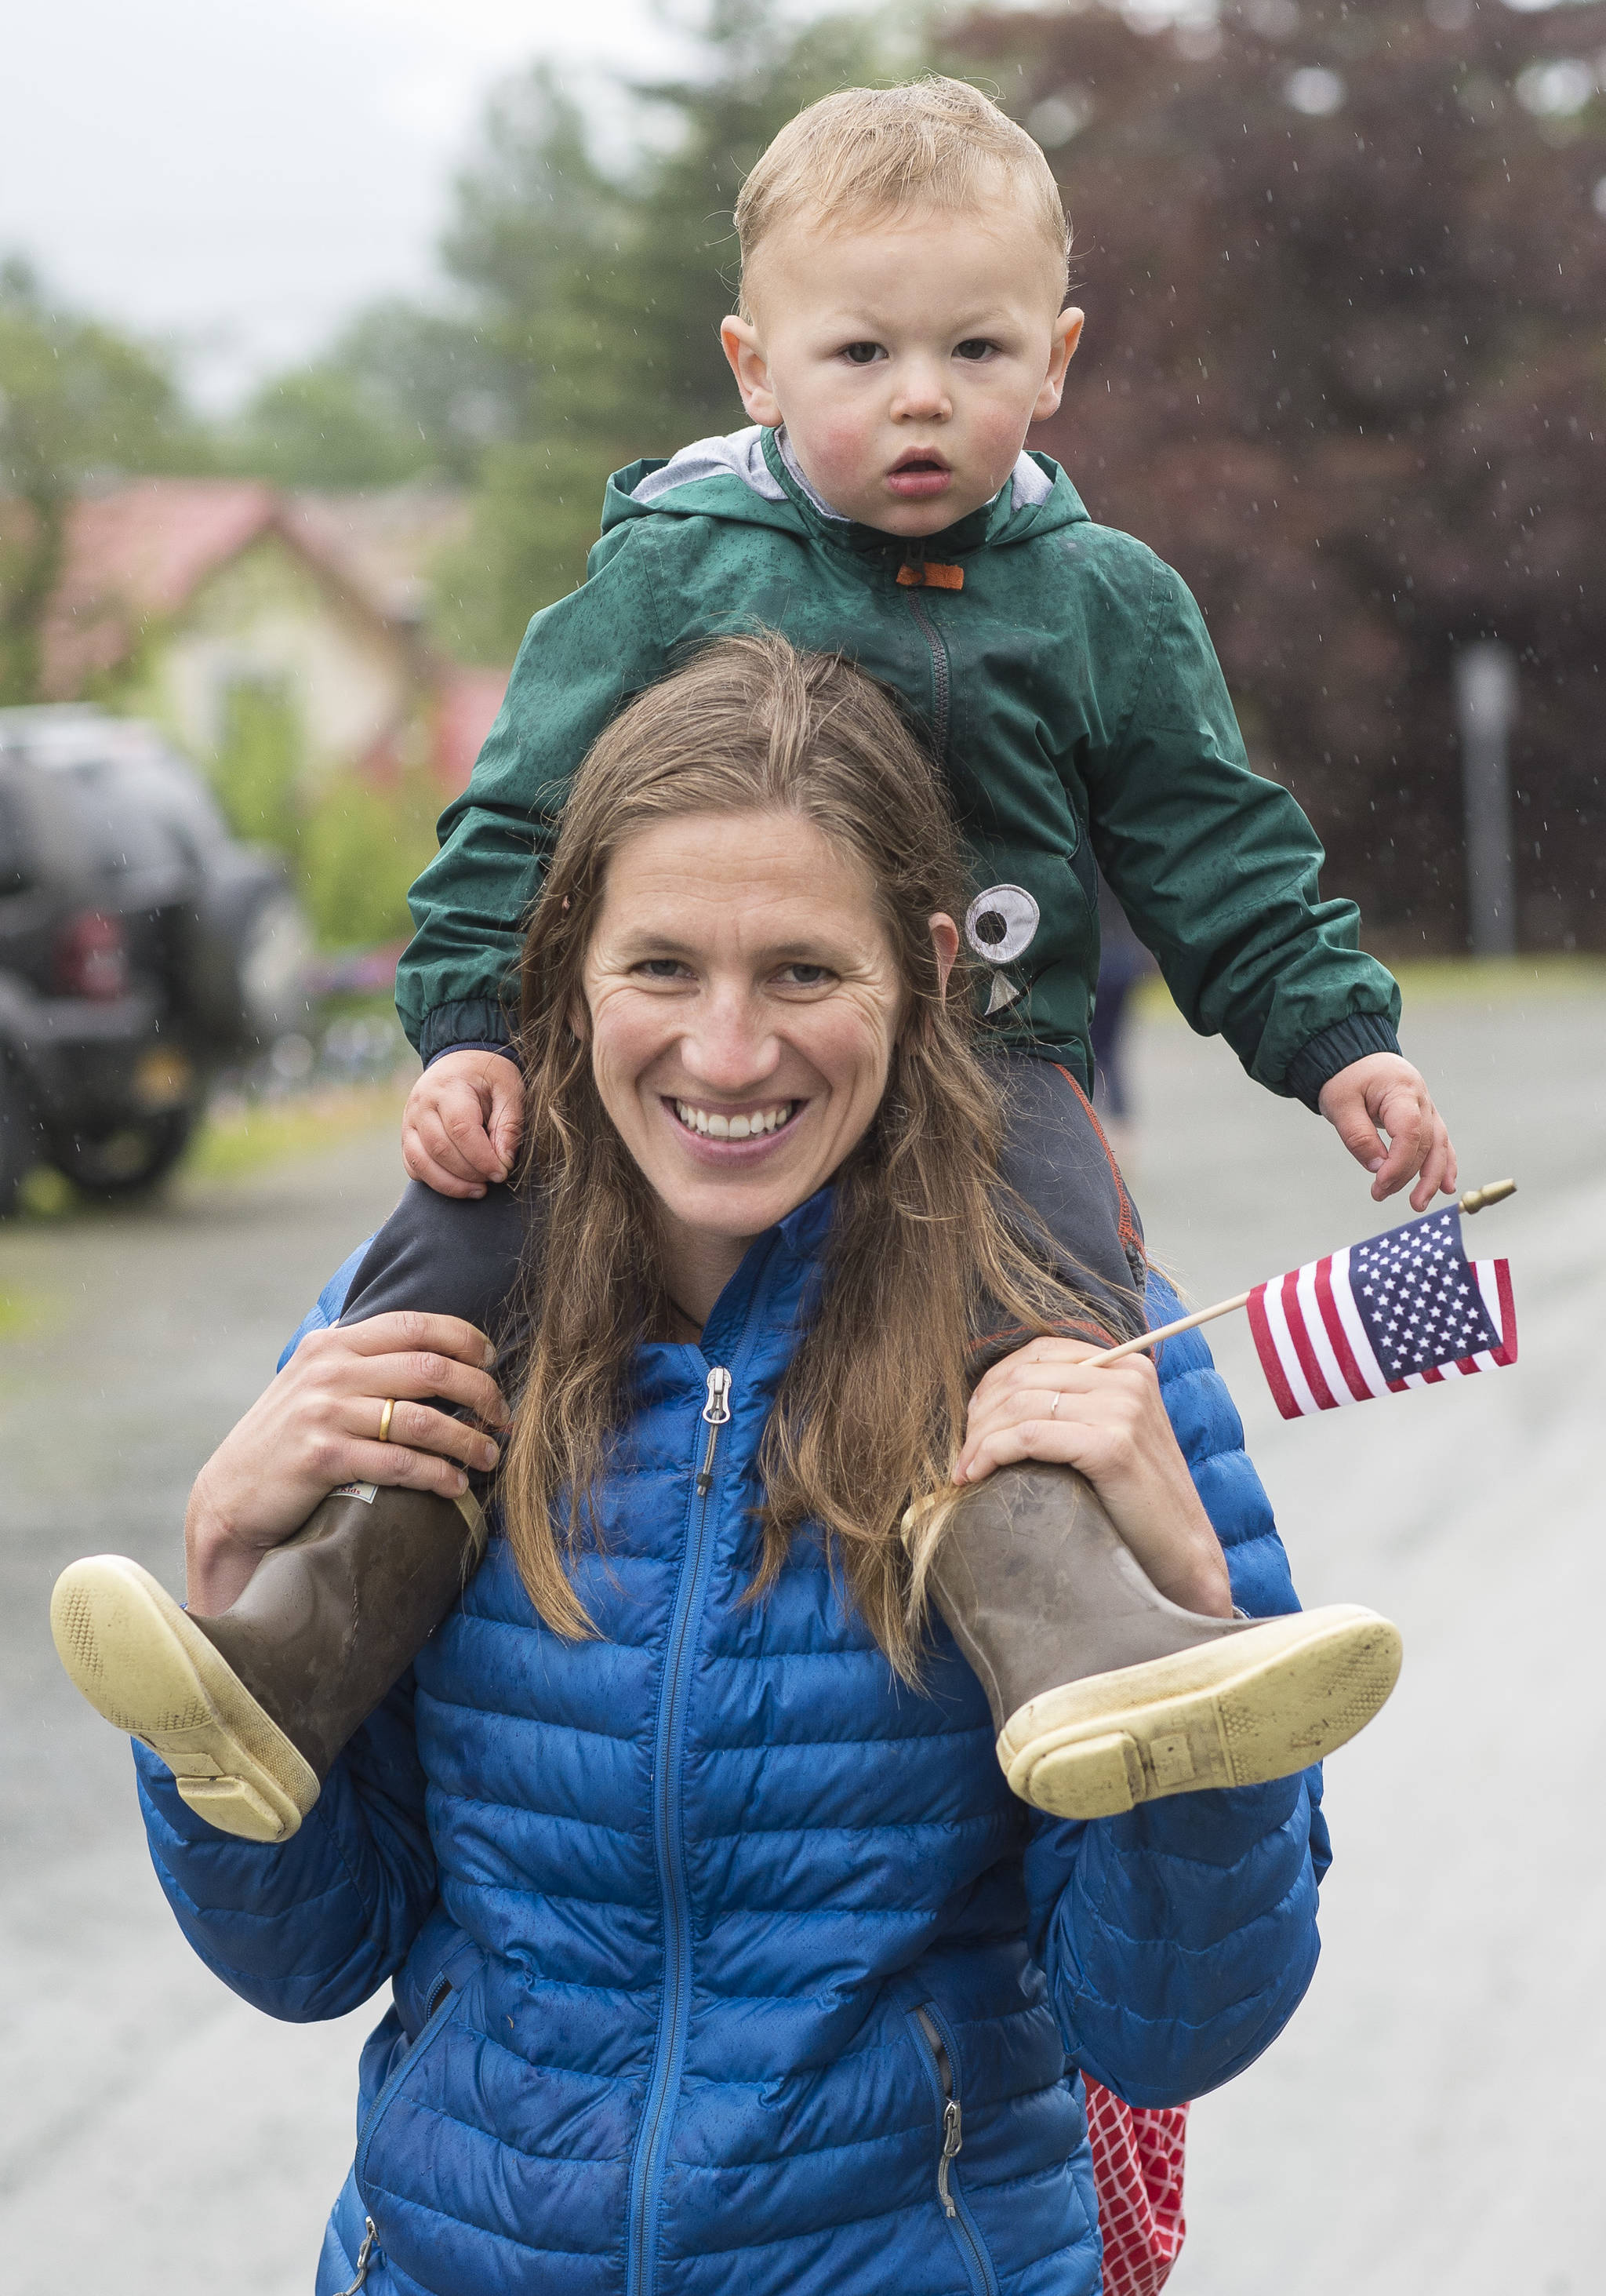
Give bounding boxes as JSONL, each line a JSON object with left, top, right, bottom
{"left": 50, "top": 631, "right": 1394, "bottom": 2296}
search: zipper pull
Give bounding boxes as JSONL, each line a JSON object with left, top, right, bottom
{"left": 696, "top": 1366, "right": 732, "bottom": 1495}
{"left": 333, "top": 2217, "right": 378, "bottom": 2294}
{"left": 937, "top": 2098, "right": 963, "bottom": 2216}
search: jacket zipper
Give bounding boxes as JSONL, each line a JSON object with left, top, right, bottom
{"left": 902, "top": 584, "right": 951, "bottom": 766}
{"left": 354, "top": 1979, "right": 459, "bottom": 2184}
{"left": 626, "top": 1364, "right": 732, "bottom": 2296}
{"left": 348, "top": 1973, "right": 461, "bottom": 2283}
{"left": 912, "top": 2004, "right": 998, "bottom": 2296}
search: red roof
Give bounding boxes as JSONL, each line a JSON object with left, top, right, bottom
{"left": 433, "top": 667, "right": 510, "bottom": 795}
{"left": 34, "top": 478, "right": 412, "bottom": 700}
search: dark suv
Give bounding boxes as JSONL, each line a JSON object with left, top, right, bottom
{"left": 0, "top": 708, "right": 311, "bottom": 1210}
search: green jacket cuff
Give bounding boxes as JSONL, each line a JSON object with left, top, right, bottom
{"left": 418, "top": 1000, "right": 514, "bottom": 1067}
{"left": 1284, "top": 1012, "right": 1402, "bottom": 1112}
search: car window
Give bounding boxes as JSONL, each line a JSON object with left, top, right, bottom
{"left": 0, "top": 777, "right": 33, "bottom": 895}
{"left": 62, "top": 766, "right": 183, "bottom": 876}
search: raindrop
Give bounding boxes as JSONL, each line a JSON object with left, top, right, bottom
{"left": 1514, "top": 58, "right": 1597, "bottom": 116}
{"left": 1284, "top": 66, "right": 1346, "bottom": 115}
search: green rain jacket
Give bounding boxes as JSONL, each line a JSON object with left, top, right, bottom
{"left": 399, "top": 425, "right": 1401, "bottom": 1104}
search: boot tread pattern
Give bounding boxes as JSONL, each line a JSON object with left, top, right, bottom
{"left": 1001, "top": 1606, "right": 1403, "bottom": 1821}
{"left": 49, "top": 1556, "right": 318, "bottom": 1844}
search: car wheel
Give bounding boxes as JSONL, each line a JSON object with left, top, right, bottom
{"left": 47, "top": 1106, "right": 198, "bottom": 1198}
{"left": 0, "top": 1053, "right": 40, "bottom": 1217}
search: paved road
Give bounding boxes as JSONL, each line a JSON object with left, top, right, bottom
{"left": 2, "top": 970, "right": 1601, "bottom": 2294}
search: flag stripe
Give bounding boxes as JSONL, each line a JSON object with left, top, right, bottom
{"left": 1298, "top": 1257, "right": 1353, "bottom": 1410}
{"left": 1248, "top": 1282, "right": 1302, "bottom": 1421}
{"left": 1327, "top": 1249, "right": 1393, "bottom": 1398}
{"left": 1315, "top": 1250, "right": 1375, "bottom": 1403}
{"left": 1284, "top": 1267, "right": 1338, "bottom": 1412}
{"left": 1488, "top": 1258, "right": 1517, "bottom": 1366}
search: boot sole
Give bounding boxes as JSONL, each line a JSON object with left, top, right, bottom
{"left": 997, "top": 1603, "right": 1402, "bottom": 1821}
{"left": 50, "top": 1556, "right": 318, "bottom": 1843}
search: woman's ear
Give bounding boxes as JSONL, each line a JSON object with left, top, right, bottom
{"left": 928, "top": 913, "right": 961, "bottom": 999}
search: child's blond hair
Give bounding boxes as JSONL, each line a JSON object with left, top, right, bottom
{"left": 735, "top": 75, "right": 1069, "bottom": 317}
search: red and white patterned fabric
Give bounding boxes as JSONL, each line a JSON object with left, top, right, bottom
{"left": 1086, "top": 2080, "right": 1188, "bottom": 2296}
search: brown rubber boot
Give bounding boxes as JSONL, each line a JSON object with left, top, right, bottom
{"left": 50, "top": 1482, "right": 487, "bottom": 1844}
{"left": 916, "top": 1463, "right": 1401, "bottom": 1821}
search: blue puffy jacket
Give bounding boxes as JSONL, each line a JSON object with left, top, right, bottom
{"left": 136, "top": 1192, "right": 1328, "bottom": 2296}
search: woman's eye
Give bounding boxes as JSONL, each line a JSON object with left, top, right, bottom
{"left": 841, "top": 341, "right": 885, "bottom": 366}
{"left": 954, "top": 338, "right": 997, "bottom": 362}
{"left": 636, "top": 959, "right": 689, "bottom": 981}
{"left": 777, "top": 962, "right": 832, "bottom": 988}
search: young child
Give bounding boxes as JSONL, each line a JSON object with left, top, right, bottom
{"left": 402, "top": 75, "right": 1454, "bottom": 1234}
{"left": 53, "top": 76, "right": 1430, "bottom": 1853}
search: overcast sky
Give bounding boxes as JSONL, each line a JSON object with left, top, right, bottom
{"left": 0, "top": 0, "right": 718, "bottom": 406}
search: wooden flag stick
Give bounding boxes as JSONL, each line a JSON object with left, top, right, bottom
{"left": 1093, "top": 1292, "right": 1252, "bottom": 1365}
{"left": 1092, "top": 1179, "right": 1517, "bottom": 1365}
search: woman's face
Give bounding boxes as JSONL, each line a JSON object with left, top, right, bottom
{"left": 581, "top": 808, "right": 955, "bottom": 1285}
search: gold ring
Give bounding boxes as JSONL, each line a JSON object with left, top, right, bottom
{"left": 378, "top": 1396, "right": 396, "bottom": 1444}
{"left": 1048, "top": 1392, "right": 1061, "bottom": 1418}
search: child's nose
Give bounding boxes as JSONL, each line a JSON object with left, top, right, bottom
{"left": 892, "top": 360, "right": 951, "bottom": 420}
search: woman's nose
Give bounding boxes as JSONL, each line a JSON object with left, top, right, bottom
{"left": 679, "top": 994, "right": 781, "bottom": 1090}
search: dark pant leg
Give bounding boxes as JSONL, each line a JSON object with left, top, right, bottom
{"left": 338, "top": 1180, "right": 529, "bottom": 1338}
{"left": 985, "top": 1050, "right": 1147, "bottom": 1343}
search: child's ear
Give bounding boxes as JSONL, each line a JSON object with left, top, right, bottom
{"left": 1032, "top": 307, "right": 1085, "bottom": 425}
{"left": 721, "top": 317, "right": 782, "bottom": 427}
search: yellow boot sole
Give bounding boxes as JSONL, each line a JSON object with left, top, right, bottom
{"left": 50, "top": 1556, "right": 318, "bottom": 1843}
{"left": 997, "top": 1603, "right": 1403, "bottom": 1821}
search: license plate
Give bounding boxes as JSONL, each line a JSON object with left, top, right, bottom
{"left": 133, "top": 1048, "right": 196, "bottom": 1110}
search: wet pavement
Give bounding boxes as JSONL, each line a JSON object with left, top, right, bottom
{"left": 2, "top": 967, "right": 1601, "bottom": 2294}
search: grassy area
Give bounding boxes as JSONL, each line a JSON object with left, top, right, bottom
{"left": 187, "top": 1080, "right": 409, "bottom": 1184}
{"left": 11, "top": 1078, "right": 409, "bottom": 1224}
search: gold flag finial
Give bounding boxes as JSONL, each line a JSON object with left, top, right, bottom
{"left": 1459, "top": 1179, "right": 1517, "bottom": 1216}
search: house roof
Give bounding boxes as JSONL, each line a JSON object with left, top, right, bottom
{"left": 433, "top": 667, "right": 510, "bottom": 795}
{"left": 34, "top": 477, "right": 425, "bottom": 700}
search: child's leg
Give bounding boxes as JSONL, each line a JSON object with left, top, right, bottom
{"left": 50, "top": 1186, "right": 531, "bottom": 1846}
{"left": 986, "top": 1050, "right": 1146, "bottom": 1342}
{"left": 337, "top": 1179, "right": 528, "bottom": 1337}
{"left": 917, "top": 1052, "right": 1401, "bottom": 1822}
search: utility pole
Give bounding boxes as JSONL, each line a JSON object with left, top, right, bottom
{"left": 1454, "top": 641, "right": 1518, "bottom": 959}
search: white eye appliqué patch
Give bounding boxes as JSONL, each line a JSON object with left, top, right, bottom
{"left": 965, "top": 885, "right": 1040, "bottom": 966}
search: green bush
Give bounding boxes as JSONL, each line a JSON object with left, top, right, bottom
{"left": 300, "top": 767, "right": 439, "bottom": 949}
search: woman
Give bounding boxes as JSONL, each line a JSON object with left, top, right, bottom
{"left": 80, "top": 638, "right": 1376, "bottom": 2294}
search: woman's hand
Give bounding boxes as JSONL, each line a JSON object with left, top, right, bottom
{"left": 954, "top": 1337, "right": 1234, "bottom": 1620}
{"left": 183, "top": 1312, "right": 509, "bottom": 1616}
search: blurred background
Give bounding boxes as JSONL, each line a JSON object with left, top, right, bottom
{"left": 1, "top": 1, "right": 1602, "bottom": 2290}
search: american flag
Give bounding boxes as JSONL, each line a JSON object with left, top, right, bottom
{"left": 1248, "top": 1206, "right": 1517, "bottom": 1421}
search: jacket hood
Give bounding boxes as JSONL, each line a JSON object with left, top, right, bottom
{"left": 601, "top": 424, "right": 1090, "bottom": 557}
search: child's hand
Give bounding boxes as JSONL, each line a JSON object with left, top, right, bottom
{"left": 402, "top": 1049, "right": 525, "bottom": 1198}
{"left": 1317, "top": 1053, "right": 1458, "bottom": 1212}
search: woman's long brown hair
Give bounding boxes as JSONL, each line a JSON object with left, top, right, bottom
{"left": 498, "top": 631, "right": 1114, "bottom": 1683}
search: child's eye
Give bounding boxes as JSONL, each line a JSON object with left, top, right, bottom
{"left": 954, "top": 338, "right": 997, "bottom": 362}
{"left": 841, "top": 341, "right": 885, "bottom": 366}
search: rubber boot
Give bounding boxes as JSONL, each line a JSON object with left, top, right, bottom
{"left": 50, "top": 1481, "right": 487, "bottom": 1845}
{"left": 918, "top": 1463, "right": 1401, "bottom": 1821}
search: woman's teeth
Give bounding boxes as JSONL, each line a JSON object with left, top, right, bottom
{"left": 674, "top": 1101, "right": 794, "bottom": 1141}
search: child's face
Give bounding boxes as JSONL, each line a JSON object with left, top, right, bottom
{"left": 721, "top": 192, "right": 1081, "bottom": 538}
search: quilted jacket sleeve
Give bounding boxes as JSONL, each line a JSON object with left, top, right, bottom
{"left": 134, "top": 1250, "right": 436, "bottom": 2024}
{"left": 1021, "top": 1272, "right": 1328, "bottom": 2106}
{"left": 133, "top": 1675, "right": 437, "bottom": 2022}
